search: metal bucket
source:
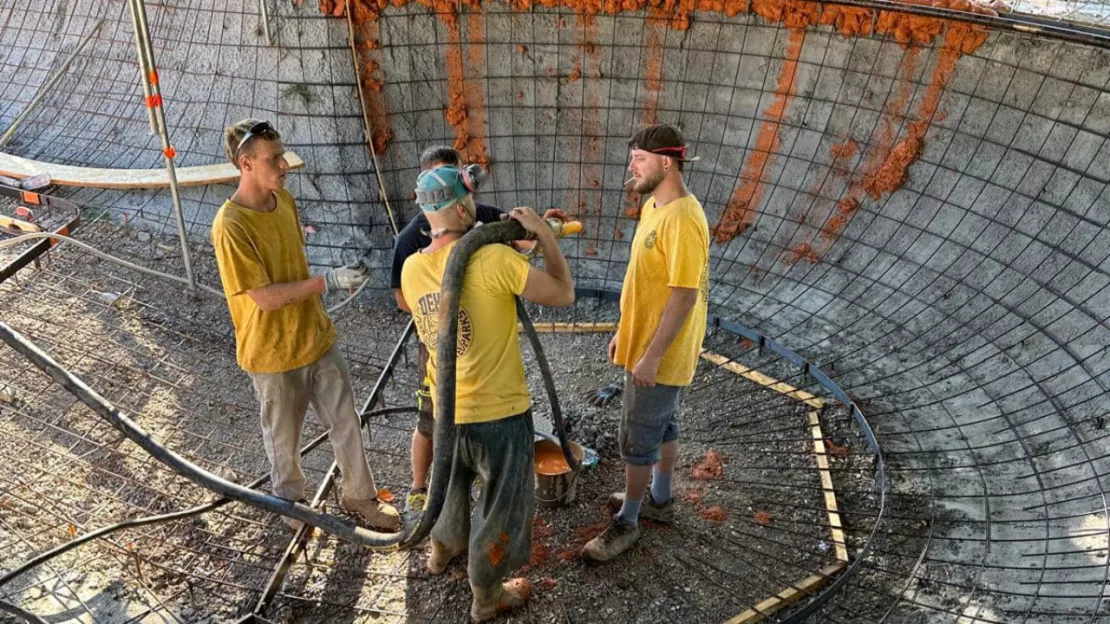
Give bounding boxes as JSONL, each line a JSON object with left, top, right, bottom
{"left": 534, "top": 439, "right": 584, "bottom": 508}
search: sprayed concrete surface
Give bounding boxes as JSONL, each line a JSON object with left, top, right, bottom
{"left": 2, "top": 0, "right": 1110, "bottom": 621}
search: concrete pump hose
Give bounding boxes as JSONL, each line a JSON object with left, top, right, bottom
{"left": 403, "top": 219, "right": 580, "bottom": 547}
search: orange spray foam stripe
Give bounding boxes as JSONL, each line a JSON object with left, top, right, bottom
{"left": 713, "top": 28, "right": 806, "bottom": 244}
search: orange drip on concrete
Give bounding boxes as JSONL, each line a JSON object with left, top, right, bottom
{"left": 713, "top": 28, "right": 807, "bottom": 244}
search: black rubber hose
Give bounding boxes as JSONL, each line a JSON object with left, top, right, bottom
{"left": 404, "top": 219, "right": 580, "bottom": 547}
{"left": 0, "top": 322, "right": 410, "bottom": 550}
{"left": 0, "top": 406, "right": 418, "bottom": 588}
{"left": 0, "top": 223, "right": 579, "bottom": 554}
{"left": 0, "top": 600, "right": 49, "bottom": 624}
{"left": 517, "top": 299, "right": 580, "bottom": 472}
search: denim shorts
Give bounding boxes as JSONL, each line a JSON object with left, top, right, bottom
{"left": 619, "top": 371, "right": 684, "bottom": 465}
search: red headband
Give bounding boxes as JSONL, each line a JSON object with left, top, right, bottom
{"left": 649, "top": 145, "right": 687, "bottom": 159}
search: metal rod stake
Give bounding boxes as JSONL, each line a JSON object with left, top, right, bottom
{"left": 0, "top": 20, "right": 105, "bottom": 149}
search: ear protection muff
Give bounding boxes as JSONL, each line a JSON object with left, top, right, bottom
{"left": 461, "top": 163, "right": 486, "bottom": 192}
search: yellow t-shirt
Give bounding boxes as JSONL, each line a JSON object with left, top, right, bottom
{"left": 614, "top": 194, "right": 709, "bottom": 387}
{"left": 401, "top": 241, "right": 531, "bottom": 424}
{"left": 211, "top": 188, "right": 336, "bottom": 373}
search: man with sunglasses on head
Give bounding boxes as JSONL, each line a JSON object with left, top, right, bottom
{"left": 211, "top": 119, "right": 400, "bottom": 531}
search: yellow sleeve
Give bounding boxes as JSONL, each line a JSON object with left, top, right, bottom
{"left": 212, "top": 219, "right": 270, "bottom": 296}
{"left": 662, "top": 214, "right": 708, "bottom": 290}
{"left": 481, "top": 244, "right": 530, "bottom": 296}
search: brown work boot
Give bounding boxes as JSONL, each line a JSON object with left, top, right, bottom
{"left": 582, "top": 515, "right": 641, "bottom": 563}
{"left": 426, "top": 538, "right": 465, "bottom": 575}
{"left": 607, "top": 491, "right": 675, "bottom": 523}
{"left": 470, "top": 578, "right": 532, "bottom": 623}
{"left": 340, "top": 492, "right": 401, "bottom": 531}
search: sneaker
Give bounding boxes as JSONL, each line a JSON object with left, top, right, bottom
{"left": 607, "top": 491, "right": 675, "bottom": 523}
{"left": 406, "top": 487, "right": 428, "bottom": 516}
{"left": 426, "top": 538, "right": 465, "bottom": 575}
{"left": 470, "top": 577, "right": 532, "bottom": 623}
{"left": 582, "top": 516, "right": 641, "bottom": 563}
{"left": 281, "top": 499, "right": 310, "bottom": 531}
{"left": 340, "top": 493, "right": 401, "bottom": 531}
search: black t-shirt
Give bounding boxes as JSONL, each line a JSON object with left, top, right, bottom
{"left": 390, "top": 203, "right": 504, "bottom": 289}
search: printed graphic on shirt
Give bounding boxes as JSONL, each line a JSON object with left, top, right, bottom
{"left": 414, "top": 291, "right": 473, "bottom": 357}
{"left": 644, "top": 230, "right": 657, "bottom": 249}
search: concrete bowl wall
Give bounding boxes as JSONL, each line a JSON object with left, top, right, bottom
{"left": 2, "top": 0, "right": 1110, "bottom": 619}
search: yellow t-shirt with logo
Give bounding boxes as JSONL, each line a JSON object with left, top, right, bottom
{"left": 401, "top": 241, "right": 532, "bottom": 424}
{"left": 211, "top": 188, "right": 336, "bottom": 374}
{"left": 614, "top": 194, "right": 709, "bottom": 387}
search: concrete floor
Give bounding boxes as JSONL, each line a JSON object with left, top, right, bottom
{"left": 2, "top": 0, "right": 1110, "bottom": 621}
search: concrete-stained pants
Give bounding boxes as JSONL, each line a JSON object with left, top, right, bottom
{"left": 249, "top": 344, "right": 378, "bottom": 501}
{"left": 431, "top": 411, "right": 535, "bottom": 592}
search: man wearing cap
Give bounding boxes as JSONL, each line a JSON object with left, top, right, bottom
{"left": 400, "top": 164, "right": 574, "bottom": 622}
{"left": 391, "top": 146, "right": 566, "bottom": 517}
{"left": 211, "top": 119, "right": 400, "bottom": 532}
{"left": 583, "top": 123, "right": 709, "bottom": 562}
{"left": 391, "top": 146, "right": 503, "bottom": 517}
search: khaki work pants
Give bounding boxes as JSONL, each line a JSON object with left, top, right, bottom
{"left": 249, "top": 344, "right": 377, "bottom": 501}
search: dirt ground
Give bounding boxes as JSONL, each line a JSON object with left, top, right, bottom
{"left": 0, "top": 218, "right": 884, "bottom": 623}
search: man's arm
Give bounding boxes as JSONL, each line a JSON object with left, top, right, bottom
{"left": 630, "top": 286, "right": 698, "bottom": 386}
{"left": 394, "top": 288, "right": 411, "bottom": 313}
{"left": 248, "top": 277, "right": 326, "bottom": 312}
{"left": 515, "top": 208, "right": 574, "bottom": 307}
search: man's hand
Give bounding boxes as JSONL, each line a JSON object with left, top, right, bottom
{"left": 542, "top": 208, "right": 568, "bottom": 223}
{"left": 325, "top": 265, "right": 369, "bottom": 293}
{"left": 608, "top": 334, "right": 618, "bottom": 364}
{"left": 631, "top": 353, "right": 660, "bottom": 387}
{"left": 510, "top": 207, "right": 547, "bottom": 238}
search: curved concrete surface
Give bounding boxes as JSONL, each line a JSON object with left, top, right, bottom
{"left": 2, "top": 0, "right": 1109, "bottom": 621}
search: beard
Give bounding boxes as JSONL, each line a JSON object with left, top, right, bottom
{"left": 632, "top": 169, "right": 664, "bottom": 194}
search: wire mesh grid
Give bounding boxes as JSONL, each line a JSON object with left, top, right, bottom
{"left": 0, "top": 218, "right": 879, "bottom": 623}
{"left": 1, "top": 0, "right": 1109, "bottom": 621}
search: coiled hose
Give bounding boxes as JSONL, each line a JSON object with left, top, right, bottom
{"left": 0, "top": 219, "right": 580, "bottom": 554}
{"left": 398, "top": 219, "right": 580, "bottom": 547}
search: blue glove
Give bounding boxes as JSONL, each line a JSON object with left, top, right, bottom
{"left": 585, "top": 381, "right": 623, "bottom": 407}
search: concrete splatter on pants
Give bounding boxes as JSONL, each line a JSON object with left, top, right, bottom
{"left": 248, "top": 344, "right": 378, "bottom": 501}
{"left": 431, "top": 411, "right": 535, "bottom": 592}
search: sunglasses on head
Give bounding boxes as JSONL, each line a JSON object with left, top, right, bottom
{"left": 235, "top": 121, "right": 274, "bottom": 158}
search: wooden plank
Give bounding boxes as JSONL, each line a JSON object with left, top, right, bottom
{"left": 809, "top": 410, "right": 850, "bottom": 563}
{"left": 0, "top": 151, "right": 305, "bottom": 189}
{"left": 724, "top": 562, "right": 847, "bottom": 624}
{"left": 699, "top": 350, "right": 825, "bottom": 408}
{"left": 519, "top": 322, "right": 618, "bottom": 333}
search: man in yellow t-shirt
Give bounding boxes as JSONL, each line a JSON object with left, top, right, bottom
{"left": 401, "top": 165, "right": 574, "bottom": 622}
{"left": 584, "top": 124, "right": 709, "bottom": 563}
{"left": 211, "top": 119, "right": 399, "bottom": 532}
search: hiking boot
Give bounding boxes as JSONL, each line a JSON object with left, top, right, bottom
{"left": 607, "top": 491, "right": 675, "bottom": 523}
{"left": 281, "top": 499, "right": 310, "bottom": 531}
{"left": 406, "top": 487, "right": 428, "bottom": 517}
{"left": 470, "top": 578, "right": 532, "bottom": 623}
{"left": 340, "top": 492, "right": 401, "bottom": 531}
{"left": 582, "top": 516, "right": 641, "bottom": 563}
{"left": 426, "top": 538, "right": 465, "bottom": 575}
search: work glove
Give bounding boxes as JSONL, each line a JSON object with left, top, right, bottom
{"left": 324, "top": 264, "right": 369, "bottom": 293}
{"left": 584, "top": 381, "right": 623, "bottom": 408}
